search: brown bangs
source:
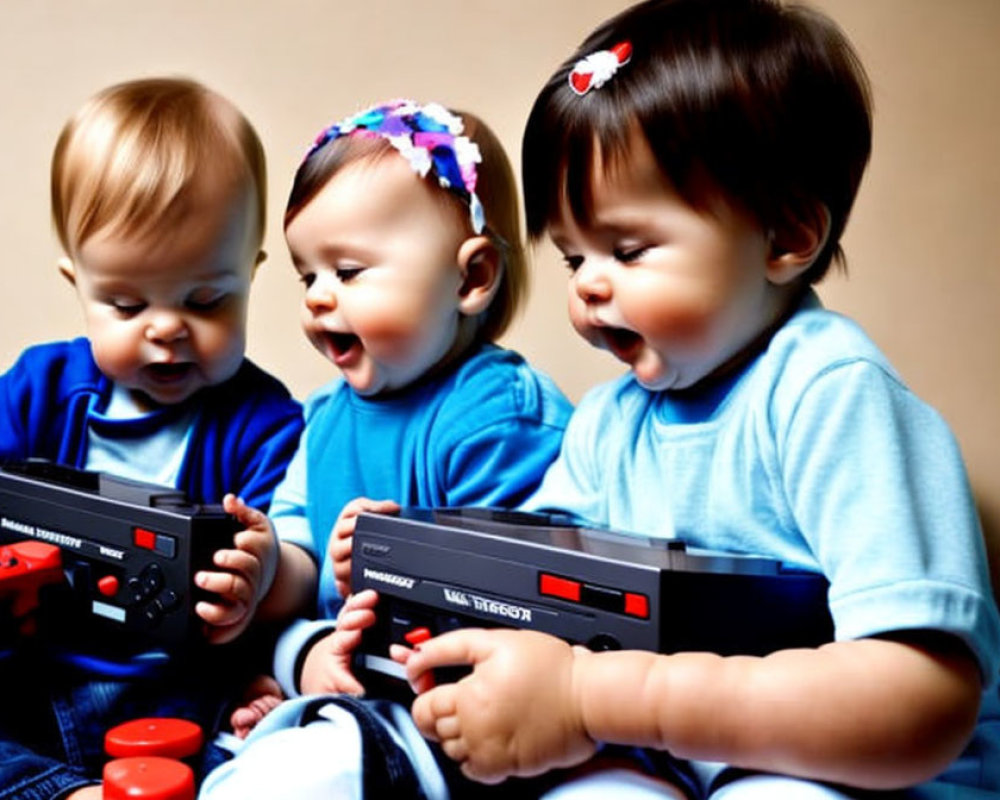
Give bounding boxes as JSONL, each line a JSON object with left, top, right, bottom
{"left": 285, "top": 136, "right": 396, "bottom": 228}
{"left": 521, "top": 0, "right": 872, "bottom": 283}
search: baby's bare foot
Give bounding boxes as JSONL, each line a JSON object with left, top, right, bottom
{"left": 230, "top": 674, "right": 284, "bottom": 739}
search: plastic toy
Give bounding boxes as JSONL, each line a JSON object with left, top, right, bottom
{"left": 0, "top": 459, "right": 238, "bottom": 651}
{"left": 102, "top": 717, "right": 204, "bottom": 800}
{"left": 352, "top": 507, "right": 834, "bottom": 694}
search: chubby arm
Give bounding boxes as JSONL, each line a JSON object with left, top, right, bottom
{"left": 404, "top": 628, "right": 981, "bottom": 788}
{"left": 257, "top": 539, "right": 317, "bottom": 620}
{"left": 573, "top": 633, "right": 979, "bottom": 788}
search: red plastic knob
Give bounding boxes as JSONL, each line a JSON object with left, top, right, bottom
{"left": 103, "top": 756, "right": 195, "bottom": 800}
{"left": 404, "top": 626, "right": 432, "bottom": 646}
{"left": 104, "top": 718, "right": 204, "bottom": 760}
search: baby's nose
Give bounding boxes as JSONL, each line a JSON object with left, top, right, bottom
{"left": 305, "top": 274, "right": 338, "bottom": 313}
{"left": 574, "top": 260, "right": 612, "bottom": 304}
{"left": 145, "top": 311, "right": 187, "bottom": 343}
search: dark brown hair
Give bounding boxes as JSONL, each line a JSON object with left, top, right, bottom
{"left": 522, "top": 0, "right": 872, "bottom": 283}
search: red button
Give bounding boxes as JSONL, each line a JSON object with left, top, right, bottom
{"left": 97, "top": 575, "right": 120, "bottom": 597}
{"left": 539, "top": 573, "right": 581, "bottom": 602}
{"left": 624, "top": 592, "right": 649, "bottom": 619}
{"left": 104, "top": 718, "right": 204, "bottom": 760}
{"left": 103, "top": 756, "right": 195, "bottom": 800}
{"left": 134, "top": 528, "right": 156, "bottom": 550}
{"left": 404, "top": 627, "right": 432, "bottom": 645}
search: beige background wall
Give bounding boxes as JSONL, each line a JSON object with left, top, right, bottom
{"left": 1, "top": 1, "right": 998, "bottom": 573}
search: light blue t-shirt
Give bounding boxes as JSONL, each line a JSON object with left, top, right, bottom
{"left": 86, "top": 383, "right": 195, "bottom": 486}
{"left": 272, "top": 344, "right": 573, "bottom": 623}
{"left": 526, "top": 293, "right": 1000, "bottom": 794}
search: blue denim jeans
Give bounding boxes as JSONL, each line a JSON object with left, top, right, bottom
{"left": 0, "top": 645, "right": 245, "bottom": 800}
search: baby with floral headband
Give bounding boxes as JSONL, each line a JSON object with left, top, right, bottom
{"left": 200, "top": 99, "right": 572, "bottom": 794}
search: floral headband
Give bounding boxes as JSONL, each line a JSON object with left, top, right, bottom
{"left": 568, "top": 41, "right": 633, "bottom": 96}
{"left": 303, "top": 99, "right": 485, "bottom": 234}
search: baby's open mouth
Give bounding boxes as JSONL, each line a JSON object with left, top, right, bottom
{"left": 602, "top": 326, "right": 643, "bottom": 361}
{"left": 328, "top": 332, "right": 360, "bottom": 357}
{"left": 326, "top": 332, "right": 361, "bottom": 364}
{"left": 144, "top": 362, "right": 193, "bottom": 383}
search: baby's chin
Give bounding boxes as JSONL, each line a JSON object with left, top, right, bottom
{"left": 337, "top": 362, "right": 384, "bottom": 397}
{"left": 630, "top": 356, "right": 698, "bottom": 393}
{"left": 340, "top": 359, "right": 431, "bottom": 399}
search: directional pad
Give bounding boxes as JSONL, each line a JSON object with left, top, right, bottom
{"left": 124, "top": 564, "right": 178, "bottom": 629}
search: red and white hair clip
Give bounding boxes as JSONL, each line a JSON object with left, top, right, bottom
{"left": 568, "top": 41, "right": 633, "bottom": 96}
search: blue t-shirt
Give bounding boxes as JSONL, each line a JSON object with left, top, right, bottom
{"left": 272, "top": 343, "right": 573, "bottom": 621}
{"left": 526, "top": 293, "right": 1000, "bottom": 794}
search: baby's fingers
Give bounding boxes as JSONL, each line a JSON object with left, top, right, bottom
{"left": 330, "top": 534, "right": 353, "bottom": 564}
{"left": 341, "top": 588, "right": 378, "bottom": 613}
{"left": 212, "top": 548, "right": 261, "bottom": 591}
{"left": 434, "top": 714, "right": 462, "bottom": 743}
{"left": 223, "top": 494, "right": 268, "bottom": 531}
{"left": 441, "top": 735, "right": 470, "bottom": 766}
{"left": 404, "top": 628, "right": 487, "bottom": 686}
{"left": 196, "top": 566, "right": 253, "bottom": 607}
{"left": 194, "top": 596, "right": 248, "bottom": 627}
{"left": 411, "top": 685, "right": 457, "bottom": 741}
{"left": 333, "top": 671, "right": 366, "bottom": 697}
{"left": 335, "top": 608, "right": 376, "bottom": 636}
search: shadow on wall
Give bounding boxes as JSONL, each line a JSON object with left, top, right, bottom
{"left": 977, "top": 494, "right": 1000, "bottom": 608}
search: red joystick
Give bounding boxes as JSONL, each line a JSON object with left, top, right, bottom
{"left": 0, "top": 541, "right": 64, "bottom": 620}
{"left": 105, "top": 718, "right": 204, "bottom": 760}
{"left": 103, "top": 756, "right": 195, "bottom": 800}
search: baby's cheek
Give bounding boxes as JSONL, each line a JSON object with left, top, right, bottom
{"left": 357, "top": 306, "right": 434, "bottom": 358}
{"left": 625, "top": 281, "right": 717, "bottom": 345}
{"left": 359, "top": 306, "right": 420, "bottom": 340}
{"left": 194, "top": 318, "right": 245, "bottom": 373}
{"left": 88, "top": 327, "right": 138, "bottom": 380}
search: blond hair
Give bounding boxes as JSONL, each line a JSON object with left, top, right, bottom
{"left": 51, "top": 77, "right": 266, "bottom": 255}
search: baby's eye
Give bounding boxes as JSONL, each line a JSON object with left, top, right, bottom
{"left": 336, "top": 266, "right": 365, "bottom": 283}
{"left": 562, "top": 255, "right": 584, "bottom": 273}
{"left": 298, "top": 272, "right": 316, "bottom": 289}
{"left": 613, "top": 245, "right": 648, "bottom": 264}
{"left": 110, "top": 299, "right": 146, "bottom": 316}
{"left": 186, "top": 292, "right": 227, "bottom": 312}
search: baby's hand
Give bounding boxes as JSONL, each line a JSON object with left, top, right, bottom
{"left": 194, "top": 494, "right": 278, "bottom": 645}
{"left": 230, "top": 674, "right": 285, "bottom": 739}
{"left": 300, "top": 589, "right": 380, "bottom": 695}
{"left": 402, "top": 628, "right": 597, "bottom": 784}
{"left": 329, "top": 497, "right": 400, "bottom": 598}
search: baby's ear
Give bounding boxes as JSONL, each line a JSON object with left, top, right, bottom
{"left": 456, "top": 236, "right": 502, "bottom": 316}
{"left": 252, "top": 249, "right": 267, "bottom": 280}
{"left": 57, "top": 256, "right": 77, "bottom": 287}
{"left": 766, "top": 205, "right": 831, "bottom": 286}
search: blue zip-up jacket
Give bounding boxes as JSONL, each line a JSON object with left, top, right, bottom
{"left": 0, "top": 337, "right": 303, "bottom": 511}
